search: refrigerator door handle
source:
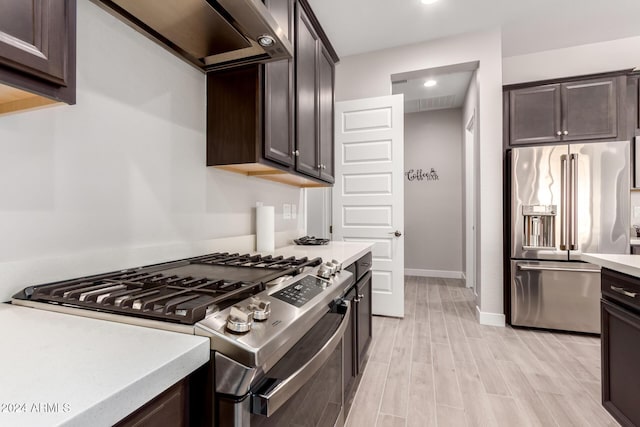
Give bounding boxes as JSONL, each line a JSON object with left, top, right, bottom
{"left": 569, "top": 153, "right": 578, "bottom": 250}
{"left": 517, "top": 264, "right": 600, "bottom": 273}
{"left": 560, "top": 155, "right": 568, "bottom": 250}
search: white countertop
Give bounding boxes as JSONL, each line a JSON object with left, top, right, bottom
{"left": 631, "top": 238, "right": 640, "bottom": 245}
{"left": 582, "top": 253, "right": 640, "bottom": 278}
{"left": 273, "top": 241, "right": 374, "bottom": 268}
{"left": 0, "top": 304, "right": 209, "bottom": 427}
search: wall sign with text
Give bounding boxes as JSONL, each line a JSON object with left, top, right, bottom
{"left": 405, "top": 168, "right": 439, "bottom": 182}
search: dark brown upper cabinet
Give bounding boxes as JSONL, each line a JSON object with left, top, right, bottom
{"left": 509, "top": 84, "right": 562, "bottom": 145}
{"left": 318, "top": 44, "right": 335, "bottom": 183}
{"left": 295, "top": 2, "right": 335, "bottom": 183}
{"left": 631, "top": 74, "right": 640, "bottom": 136}
{"left": 263, "top": 0, "right": 295, "bottom": 167}
{"left": 506, "top": 75, "right": 625, "bottom": 146}
{"left": 0, "top": 0, "right": 76, "bottom": 115}
{"left": 206, "top": 0, "right": 338, "bottom": 188}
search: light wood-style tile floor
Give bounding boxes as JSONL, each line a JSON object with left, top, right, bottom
{"left": 345, "top": 276, "right": 620, "bottom": 427}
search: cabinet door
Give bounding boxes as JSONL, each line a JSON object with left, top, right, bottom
{"left": 263, "top": 0, "right": 294, "bottom": 167}
{"left": 356, "top": 271, "right": 373, "bottom": 371}
{"left": 0, "top": 0, "right": 70, "bottom": 86}
{"left": 318, "top": 44, "right": 335, "bottom": 183}
{"left": 343, "top": 286, "right": 356, "bottom": 396}
{"left": 295, "top": 5, "right": 319, "bottom": 177}
{"left": 115, "top": 379, "right": 188, "bottom": 427}
{"left": 509, "top": 84, "right": 562, "bottom": 145}
{"left": 562, "top": 77, "right": 617, "bottom": 141}
{"left": 601, "top": 299, "right": 640, "bottom": 427}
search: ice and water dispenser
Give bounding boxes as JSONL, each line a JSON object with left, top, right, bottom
{"left": 522, "top": 205, "right": 556, "bottom": 249}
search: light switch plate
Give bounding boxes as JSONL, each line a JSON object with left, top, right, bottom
{"left": 635, "top": 206, "right": 640, "bottom": 218}
{"left": 292, "top": 204, "right": 297, "bottom": 219}
{"left": 283, "top": 204, "right": 291, "bottom": 219}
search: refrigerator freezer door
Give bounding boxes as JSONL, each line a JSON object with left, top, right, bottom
{"left": 511, "top": 260, "right": 601, "bottom": 333}
{"left": 511, "top": 145, "right": 569, "bottom": 260}
{"left": 568, "top": 141, "right": 630, "bottom": 259}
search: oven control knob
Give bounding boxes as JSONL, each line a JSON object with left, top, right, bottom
{"left": 226, "top": 305, "right": 254, "bottom": 333}
{"left": 248, "top": 297, "right": 271, "bottom": 321}
{"left": 326, "top": 261, "right": 338, "bottom": 275}
{"left": 318, "top": 264, "right": 332, "bottom": 279}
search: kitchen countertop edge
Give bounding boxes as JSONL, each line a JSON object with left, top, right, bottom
{"left": 582, "top": 253, "right": 640, "bottom": 278}
{"left": 274, "top": 241, "right": 374, "bottom": 268}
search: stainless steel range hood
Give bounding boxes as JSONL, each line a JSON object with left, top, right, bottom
{"left": 93, "top": 0, "right": 293, "bottom": 71}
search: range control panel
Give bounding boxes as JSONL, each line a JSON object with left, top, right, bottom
{"left": 272, "top": 275, "right": 328, "bottom": 307}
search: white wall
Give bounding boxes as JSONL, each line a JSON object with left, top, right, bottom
{"left": 0, "top": 2, "right": 303, "bottom": 302}
{"left": 404, "top": 109, "right": 463, "bottom": 278}
{"left": 335, "top": 29, "right": 505, "bottom": 324}
{"left": 462, "top": 71, "right": 479, "bottom": 292}
{"left": 306, "top": 188, "right": 331, "bottom": 239}
{"left": 503, "top": 35, "right": 640, "bottom": 85}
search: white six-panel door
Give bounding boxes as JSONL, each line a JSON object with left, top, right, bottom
{"left": 333, "top": 95, "right": 405, "bottom": 317}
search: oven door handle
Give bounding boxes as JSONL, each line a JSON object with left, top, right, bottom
{"left": 251, "top": 302, "right": 351, "bottom": 417}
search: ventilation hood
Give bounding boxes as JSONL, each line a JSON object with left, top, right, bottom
{"left": 94, "top": 0, "right": 293, "bottom": 71}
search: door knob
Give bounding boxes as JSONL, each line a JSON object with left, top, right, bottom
{"left": 389, "top": 230, "right": 402, "bottom": 237}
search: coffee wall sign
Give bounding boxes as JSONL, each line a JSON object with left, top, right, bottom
{"left": 406, "top": 168, "right": 439, "bottom": 182}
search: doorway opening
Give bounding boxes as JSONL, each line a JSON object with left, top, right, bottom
{"left": 390, "top": 61, "right": 479, "bottom": 289}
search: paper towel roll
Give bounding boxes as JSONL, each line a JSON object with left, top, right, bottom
{"left": 256, "top": 206, "right": 275, "bottom": 252}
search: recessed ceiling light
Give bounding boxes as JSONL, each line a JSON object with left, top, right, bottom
{"left": 424, "top": 79, "right": 437, "bottom": 87}
{"left": 421, "top": 0, "right": 439, "bottom": 4}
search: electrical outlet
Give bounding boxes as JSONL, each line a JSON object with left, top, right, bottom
{"left": 635, "top": 206, "right": 640, "bottom": 218}
{"left": 291, "top": 204, "right": 297, "bottom": 219}
{"left": 283, "top": 204, "right": 291, "bottom": 219}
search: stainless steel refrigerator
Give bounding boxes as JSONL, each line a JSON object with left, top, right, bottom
{"left": 510, "top": 140, "right": 630, "bottom": 333}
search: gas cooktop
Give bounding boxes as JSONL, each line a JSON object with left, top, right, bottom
{"left": 12, "top": 252, "right": 323, "bottom": 325}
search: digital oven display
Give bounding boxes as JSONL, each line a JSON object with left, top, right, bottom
{"left": 272, "top": 276, "right": 328, "bottom": 307}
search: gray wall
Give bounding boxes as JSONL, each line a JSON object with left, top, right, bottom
{"left": 0, "top": 1, "right": 302, "bottom": 301}
{"left": 404, "top": 109, "right": 463, "bottom": 276}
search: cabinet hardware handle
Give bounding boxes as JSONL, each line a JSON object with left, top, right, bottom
{"left": 611, "top": 286, "right": 638, "bottom": 298}
{"left": 357, "top": 294, "right": 365, "bottom": 299}
{"left": 292, "top": 150, "right": 299, "bottom": 156}
{"left": 317, "top": 164, "right": 322, "bottom": 169}
{"left": 556, "top": 131, "right": 562, "bottom": 136}
{"left": 563, "top": 130, "right": 569, "bottom": 135}
{"left": 354, "top": 297, "right": 361, "bottom": 303}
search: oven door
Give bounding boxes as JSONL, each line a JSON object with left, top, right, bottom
{"left": 248, "top": 302, "right": 350, "bottom": 427}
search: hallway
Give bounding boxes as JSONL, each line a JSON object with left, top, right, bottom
{"left": 345, "top": 276, "right": 618, "bottom": 427}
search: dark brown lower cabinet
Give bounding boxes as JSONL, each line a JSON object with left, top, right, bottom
{"left": 356, "top": 271, "right": 372, "bottom": 368}
{"left": 115, "top": 378, "right": 189, "bottom": 427}
{"left": 601, "top": 299, "right": 640, "bottom": 427}
{"left": 343, "top": 268, "right": 373, "bottom": 414}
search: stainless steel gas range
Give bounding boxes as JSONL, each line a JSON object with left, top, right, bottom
{"left": 11, "top": 251, "right": 355, "bottom": 427}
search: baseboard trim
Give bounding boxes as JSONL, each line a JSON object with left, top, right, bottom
{"left": 404, "top": 269, "right": 464, "bottom": 279}
{"left": 476, "top": 306, "right": 506, "bottom": 327}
